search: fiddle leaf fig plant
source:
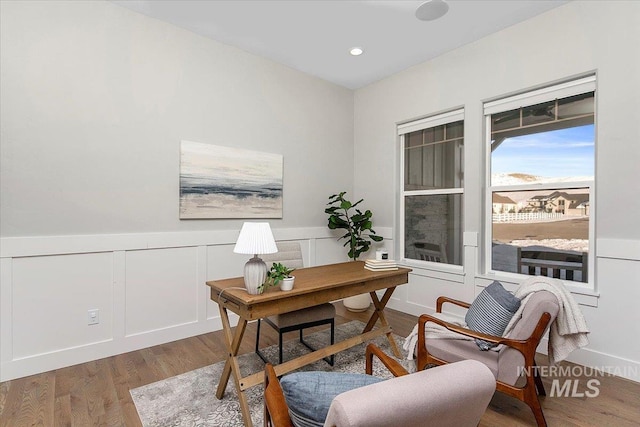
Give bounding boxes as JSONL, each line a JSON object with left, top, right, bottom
{"left": 325, "top": 192, "right": 383, "bottom": 261}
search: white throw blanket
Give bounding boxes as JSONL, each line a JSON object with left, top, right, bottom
{"left": 507, "top": 276, "right": 590, "bottom": 365}
{"left": 403, "top": 276, "right": 589, "bottom": 364}
{"left": 402, "top": 312, "right": 472, "bottom": 360}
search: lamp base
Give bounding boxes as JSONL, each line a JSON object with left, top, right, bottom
{"left": 244, "top": 255, "right": 267, "bottom": 295}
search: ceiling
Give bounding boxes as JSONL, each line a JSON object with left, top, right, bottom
{"left": 111, "top": 0, "right": 569, "bottom": 89}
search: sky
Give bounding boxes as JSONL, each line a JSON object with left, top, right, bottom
{"left": 492, "top": 124, "right": 595, "bottom": 179}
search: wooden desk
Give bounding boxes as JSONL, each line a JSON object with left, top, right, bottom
{"left": 206, "top": 261, "right": 411, "bottom": 426}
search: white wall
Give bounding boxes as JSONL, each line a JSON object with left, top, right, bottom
{"left": 0, "top": 0, "right": 354, "bottom": 237}
{"left": 354, "top": 1, "right": 640, "bottom": 381}
{"left": 0, "top": 0, "right": 358, "bottom": 381}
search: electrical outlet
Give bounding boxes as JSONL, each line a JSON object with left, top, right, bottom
{"left": 88, "top": 309, "right": 99, "bottom": 325}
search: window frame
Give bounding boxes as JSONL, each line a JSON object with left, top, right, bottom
{"left": 398, "top": 108, "right": 465, "bottom": 269}
{"left": 483, "top": 76, "right": 597, "bottom": 292}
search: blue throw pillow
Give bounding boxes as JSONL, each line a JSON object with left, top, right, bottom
{"left": 465, "top": 281, "right": 521, "bottom": 350}
{"left": 280, "top": 371, "right": 383, "bottom": 427}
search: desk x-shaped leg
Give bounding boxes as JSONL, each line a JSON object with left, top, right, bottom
{"left": 364, "top": 286, "right": 401, "bottom": 358}
{"left": 215, "top": 299, "right": 253, "bottom": 426}
{"left": 215, "top": 286, "right": 400, "bottom": 426}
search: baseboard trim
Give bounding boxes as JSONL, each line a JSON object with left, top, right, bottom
{"left": 1, "top": 317, "right": 224, "bottom": 382}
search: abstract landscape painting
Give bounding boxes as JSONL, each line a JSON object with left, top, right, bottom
{"left": 180, "top": 141, "right": 283, "bottom": 219}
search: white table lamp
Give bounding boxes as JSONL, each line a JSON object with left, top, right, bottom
{"left": 233, "top": 222, "right": 278, "bottom": 294}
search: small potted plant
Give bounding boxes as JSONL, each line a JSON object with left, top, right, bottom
{"left": 260, "top": 262, "right": 296, "bottom": 293}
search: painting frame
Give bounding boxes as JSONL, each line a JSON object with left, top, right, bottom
{"left": 179, "top": 141, "right": 283, "bottom": 219}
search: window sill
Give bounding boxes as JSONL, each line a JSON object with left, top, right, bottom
{"left": 477, "top": 271, "right": 599, "bottom": 307}
{"left": 400, "top": 259, "right": 465, "bottom": 282}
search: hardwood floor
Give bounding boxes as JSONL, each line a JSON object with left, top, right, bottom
{"left": 1, "top": 303, "right": 639, "bottom": 426}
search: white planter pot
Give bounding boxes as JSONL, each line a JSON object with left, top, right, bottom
{"left": 343, "top": 293, "right": 371, "bottom": 312}
{"left": 280, "top": 276, "right": 295, "bottom": 291}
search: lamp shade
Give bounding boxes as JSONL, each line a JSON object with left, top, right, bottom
{"left": 233, "top": 222, "right": 278, "bottom": 255}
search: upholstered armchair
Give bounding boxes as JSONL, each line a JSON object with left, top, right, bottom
{"left": 416, "top": 291, "right": 559, "bottom": 427}
{"left": 264, "top": 343, "right": 496, "bottom": 427}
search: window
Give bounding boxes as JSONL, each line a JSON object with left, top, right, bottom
{"left": 399, "top": 110, "right": 464, "bottom": 266}
{"left": 485, "top": 76, "right": 595, "bottom": 285}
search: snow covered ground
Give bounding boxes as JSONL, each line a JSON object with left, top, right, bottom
{"left": 509, "top": 238, "right": 589, "bottom": 252}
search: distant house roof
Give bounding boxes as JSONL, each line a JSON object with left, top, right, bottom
{"left": 531, "top": 191, "right": 563, "bottom": 201}
{"left": 528, "top": 192, "right": 589, "bottom": 206}
{"left": 573, "top": 201, "right": 589, "bottom": 209}
{"left": 564, "top": 193, "right": 589, "bottom": 209}
{"left": 530, "top": 194, "right": 550, "bottom": 201}
{"left": 492, "top": 194, "right": 516, "bottom": 204}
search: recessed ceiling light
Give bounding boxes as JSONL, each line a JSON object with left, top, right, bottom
{"left": 349, "top": 47, "right": 364, "bottom": 56}
{"left": 415, "top": 0, "right": 449, "bottom": 21}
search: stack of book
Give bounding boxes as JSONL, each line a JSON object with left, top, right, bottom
{"left": 364, "top": 259, "right": 398, "bottom": 272}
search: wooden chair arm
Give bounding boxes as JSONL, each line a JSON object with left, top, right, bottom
{"left": 264, "top": 363, "right": 294, "bottom": 427}
{"left": 436, "top": 296, "right": 471, "bottom": 313}
{"left": 418, "top": 313, "right": 527, "bottom": 351}
{"left": 365, "top": 343, "right": 409, "bottom": 377}
{"left": 418, "top": 312, "right": 552, "bottom": 358}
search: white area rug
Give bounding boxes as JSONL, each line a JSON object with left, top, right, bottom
{"left": 130, "top": 321, "right": 410, "bottom": 426}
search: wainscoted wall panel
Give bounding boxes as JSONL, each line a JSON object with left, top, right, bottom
{"left": 314, "top": 238, "right": 351, "bottom": 265}
{"left": 0, "top": 227, "right": 386, "bottom": 381}
{"left": 11, "top": 252, "right": 114, "bottom": 359}
{"left": 205, "top": 244, "right": 246, "bottom": 321}
{"left": 586, "top": 257, "right": 640, "bottom": 364}
{"left": 396, "top": 270, "right": 467, "bottom": 318}
{"left": 206, "top": 244, "right": 250, "bottom": 281}
{"left": 125, "top": 247, "right": 199, "bottom": 336}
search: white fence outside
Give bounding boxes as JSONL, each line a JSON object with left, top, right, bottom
{"left": 492, "top": 212, "right": 565, "bottom": 223}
